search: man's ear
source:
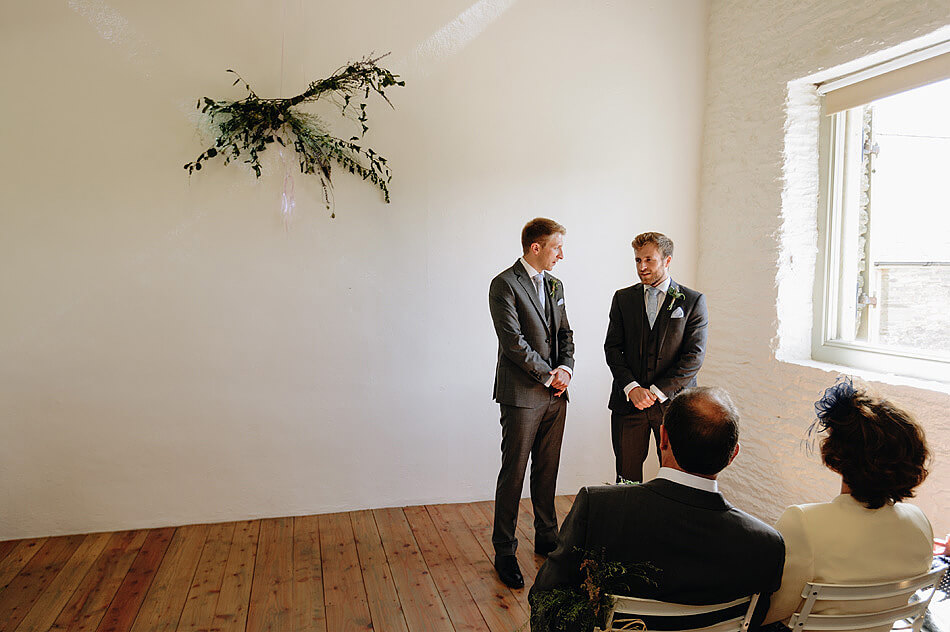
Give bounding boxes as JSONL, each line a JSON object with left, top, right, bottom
{"left": 664, "top": 255, "right": 673, "bottom": 268}
{"left": 727, "top": 442, "right": 740, "bottom": 466}
{"left": 659, "top": 425, "right": 670, "bottom": 450}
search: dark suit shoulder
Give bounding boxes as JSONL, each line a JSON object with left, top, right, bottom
{"left": 614, "top": 283, "right": 643, "bottom": 298}
{"left": 726, "top": 506, "right": 784, "bottom": 544}
{"left": 671, "top": 281, "right": 703, "bottom": 300}
{"left": 581, "top": 482, "right": 653, "bottom": 509}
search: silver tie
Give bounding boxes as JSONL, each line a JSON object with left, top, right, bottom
{"left": 647, "top": 286, "right": 660, "bottom": 329}
{"left": 535, "top": 274, "right": 546, "bottom": 311}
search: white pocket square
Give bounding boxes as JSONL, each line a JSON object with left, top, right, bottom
{"left": 557, "top": 298, "right": 564, "bottom": 306}
{"left": 671, "top": 306, "right": 684, "bottom": 318}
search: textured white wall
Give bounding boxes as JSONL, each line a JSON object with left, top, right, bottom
{"left": 0, "top": 1, "right": 708, "bottom": 539}
{"left": 701, "top": 0, "right": 950, "bottom": 538}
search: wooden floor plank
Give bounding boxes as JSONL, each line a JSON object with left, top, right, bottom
{"left": 291, "top": 516, "right": 326, "bottom": 632}
{"left": 129, "top": 524, "right": 210, "bottom": 632}
{"left": 554, "top": 495, "right": 574, "bottom": 525}
{"left": 0, "top": 497, "right": 579, "bottom": 632}
{"left": 175, "top": 522, "right": 234, "bottom": 632}
{"left": 461, "top": 501, "right": 538, "bottom": 613}
{"left": 14, "top": 533, "right": 112, "bottom": 632}
{"left": 374, "top": 507, "right": 452, "bottom": 632}
{"left": 214, "top": 520, "right": 259, "bottom": 632}
{"left": 0, "top": 539, "right": 46, "bottom": 591}
{"left": 246, "top": 518, "right": 293, "bottom": 632}
{"left": 0, "top": 541, "right": 19, "bottom": 566}
{"left": 404, "top": 506, "right": 489, "bottom": 632}
{"left": 0, "top": 535, "right": 84, "bottom": 632}
{"left": 51, "top": 530, "right": 148, "bottom": 632}
{"left": 351, "top": 510, "right": 409, "bottom": 632}
{"left": 319, "top": 512, "right": 372, "bottom": 632}
{"left": 96, "top": 527, "right": 176, "bottom": 632}
{"left": 427, "top": 504, "right": 527, "bottom": 632}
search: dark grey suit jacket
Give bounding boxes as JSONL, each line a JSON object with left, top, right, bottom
{"left": 531, "top": 480, "right": 784, "bottom": 629}
{"left": 604, "top": 281, "right": 707, "bottom": 413}
{"left": 489, "top": 260, "right": 575, "bottom": 408}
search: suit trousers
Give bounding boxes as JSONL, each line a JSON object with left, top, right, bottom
{"left": 611, "top": 404, "right": 664, "bottom": 483}
{"left": 492, "top": 395, "right": 567, "bottom": 556}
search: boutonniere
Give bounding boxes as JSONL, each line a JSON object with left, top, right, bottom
{"left": 666, "top": 286, "right": 685, "bottom": 310}
{"left": 549, "top": 278, "right": 560, "bottom": 298}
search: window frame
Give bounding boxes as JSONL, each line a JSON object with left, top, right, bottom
{"left": 812, "top": 98, "right": 950, "bottom": 384}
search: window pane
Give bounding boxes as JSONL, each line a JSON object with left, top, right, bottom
{"left": 834, "top": 78, "right": 950, "bottom": 359}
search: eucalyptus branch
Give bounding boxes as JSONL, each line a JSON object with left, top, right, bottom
{"left": 184, "top": 54, "right": 404, "bottom": 212}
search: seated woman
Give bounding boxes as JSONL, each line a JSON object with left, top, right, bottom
{"left": 765, "top": 379, "right": 934, "bottom": 626}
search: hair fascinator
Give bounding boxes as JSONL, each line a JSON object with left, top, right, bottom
{"left": 813, "top": 376, "right": 857, "bottom": 430}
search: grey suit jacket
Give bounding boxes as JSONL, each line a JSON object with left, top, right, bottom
{"left": 531, "top": 480, "right": 784, "bottom": 630}
{"left": 489, "top": 260, "right": 575, "bottom": 408}
{"left": 604, "top": 280, "right": 707, "bottom": 413}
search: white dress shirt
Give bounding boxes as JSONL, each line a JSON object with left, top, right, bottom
{"left": 655, "top": 466, "right": 718, "bottom": 493}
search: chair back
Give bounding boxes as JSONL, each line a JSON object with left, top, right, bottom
{"left": 787, "top": 563, "right": 947, "bottom": 632}
{"left": 593, "top": 593, "right": 760, "bottom": 632}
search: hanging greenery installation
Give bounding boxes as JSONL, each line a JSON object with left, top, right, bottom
{"left": 184, "top": 54, "right": 404, "bottom": 210}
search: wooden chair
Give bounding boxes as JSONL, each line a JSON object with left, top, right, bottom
{"left": 593, "top": 593, "right": 761, "bottom": 632}
{"left": 786, "top": 563, "right": 947, "bottom": 632}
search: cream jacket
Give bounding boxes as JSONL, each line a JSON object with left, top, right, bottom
{"left": 765, "top": 494, "right": 933, "bottom": 626}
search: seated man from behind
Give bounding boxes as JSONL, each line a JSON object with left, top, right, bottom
{"left": 530, "top": 387, "right": 784, "bottom": 630}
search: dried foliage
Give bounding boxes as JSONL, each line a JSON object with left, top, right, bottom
{"left": 528, "top": 548, "right": 655, "bottom": 632}
{"left": 185, "top": 54, "right": 404, "bottom": 211}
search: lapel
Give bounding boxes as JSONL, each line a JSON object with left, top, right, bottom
{"left": 545, "top": 275, "right": 559, "bottom": 332}
{"left": 514, "top": 260, "right": 550, "bottom": 332}
{"left": 630, "top": 283, "right": 646, "bottom": 333}
{"left": 656, "top": 280, "right": 678, "bottom": 350}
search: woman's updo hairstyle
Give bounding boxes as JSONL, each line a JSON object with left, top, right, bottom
{"left": 811, "top": 379, "right": 929, "bottom": 509}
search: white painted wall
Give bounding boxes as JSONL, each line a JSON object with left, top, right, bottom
{"left": 0, "top": 1, "right": 708, "bottom": 539}
{"left": 701, "top": 0, "right": 950, "bottom": 538}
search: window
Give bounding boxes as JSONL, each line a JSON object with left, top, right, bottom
{"left": 814, "top": 44, "right": 950, "bottom": 383}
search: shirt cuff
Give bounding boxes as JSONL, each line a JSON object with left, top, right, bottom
{"left": 650, "top": 384, "right": 668, "bottom": 402}
{"left": 623, "top": 381, "right": 640, "bottom": 397}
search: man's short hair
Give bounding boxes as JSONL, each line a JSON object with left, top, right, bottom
{"left": 522, "top": 218, "right": 566, "bottom": 253}
{"left": 632, "top": 232, "right": 674, "bottom": 259}
{"left": 663, "top": 387, "right": 739, "bottom": 476}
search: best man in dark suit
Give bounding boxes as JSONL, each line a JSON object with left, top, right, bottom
{"left": 605, "top": 232, "right": 708, "bottom": 482}
{"left": 489, "top": 218, "right": 575, "bottom": 589}
{"left": 530, "top": 387, "right": 784, "bottom": 630}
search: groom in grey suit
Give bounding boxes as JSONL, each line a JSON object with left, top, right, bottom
{"left": 489, "top": 218, "right": 575, "bottom": 589}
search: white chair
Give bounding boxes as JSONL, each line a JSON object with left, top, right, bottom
{"left": 593, "top": 593, "right": 761, "bottom": 632}
{"left": 786, "top": 563, "right": 947, "bottom": 632}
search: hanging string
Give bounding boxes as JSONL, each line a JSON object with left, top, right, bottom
{"left": 277, "top": 0, "right": 296, "bottom": 228}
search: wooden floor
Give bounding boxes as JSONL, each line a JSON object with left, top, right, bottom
{"left": 0, "top": 496, "right": 575, "bottom": 632}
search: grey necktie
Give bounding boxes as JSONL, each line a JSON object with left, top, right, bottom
{"left": 647, "top": 286, "right": 661, "bottom": 329}
{"left": 534, "top": 274, "right": 546, "bottom": 311}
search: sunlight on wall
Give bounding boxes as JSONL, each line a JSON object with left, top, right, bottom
{"left": 401, "top": 0, "right": 519, "bottom": 77}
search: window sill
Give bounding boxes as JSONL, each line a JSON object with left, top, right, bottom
{"left": 781, "top": 354, "right": 950, "bottom": 396}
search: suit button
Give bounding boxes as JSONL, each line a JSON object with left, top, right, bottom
{"left": 545, "top": 337, "right": 550, "bottom": 343}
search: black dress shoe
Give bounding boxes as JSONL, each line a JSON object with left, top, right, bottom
{"left": 494, "top": 554, "right": 524, "bottom": 589}
{"left": 535, "top": 539, "right": 557, "bottom": 557}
